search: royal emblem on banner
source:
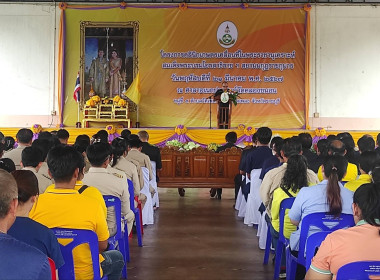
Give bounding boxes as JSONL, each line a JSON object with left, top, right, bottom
{"left": 217, "top": 21, "right": 238, "bottom": 49}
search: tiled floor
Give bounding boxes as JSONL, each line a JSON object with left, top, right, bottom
{"left": 128, "top": 188, "right": 274, "bottom": 280}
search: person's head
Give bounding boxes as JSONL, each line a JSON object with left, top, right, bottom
{"left": 86, "top": 142, "right": 112, "bottom": 168}
{"left": 96, "top": 130, "right": 109, "bottom": 144}
{"left": 377, "top": 133, "right": 380, "bottom": 147}
{"left": 74, "top": 134, "right": 91, "bottom": 146}
{"left": 281, "top": 154, "right": 308, "bottom": 193}
{"left": 225, "top": 131, "right": 237, "bottom": 144}
{"left": 128, "top": 136, "right": 142, "bottom": 149}
{"left": 222, "top": 81, "right": 228, "bottom": 91}
{"left": 111, "top": 49, "right": 118, "bottom": 58}
{"left": 298, "top": 132, "right": 313, "bottom": 150}
{"left": 256, "top": 127, "right": 272, "bottom": 145}
{"left": 270, "top": 136, "right": 283, "bottom": 157}
{"left": 111, "top": 137, "right": 128, "bottom": 167}
{"left": 21, "top": 147, "right": 43, "bottom": 169}
{"left": 251, "top": 133, "right": 257, "bottom": 146}
{"left": 38, "top": 131, "right": 52, "bottom": 141}
{"left": 56, "top": 129, "right": 69, "bottom": 145}
{"left": 138, "top": 131, "right": 149, "bottom": 142}
{"left": 0, "top": 158, "right": 16, "bottom": 173}
{"left": 337, "top": 132, "right": 355, "bottom": 152}
{"left": 322, "top": 155, "right": 348, "bottom": 216}
{"left": 0, "top": 131, "right": 4, "bottom": 144}
{"left": 0, "top": 169, "right": 18, "bottom": 228}
{"left": 281, "top": 138, "right": 302, "bottom": 160}
{"left": 316, "top": 139, "right": 329, "bottom": 157}
{"left": 353, "top": 183, "right": 380, "bottom": 233}
{"left": 73, "top": 139, "right": 90, "bottom": 155}
{"left": 47, "top": 145, "right": 84, "bottom": 184}
{"left": 328, "top": 140, "right": 346, "bottom": 156}
{"left": 121, "top": 129, "right": 131, "bottom": 139}
{"left": 11, "top": 170, "right": 38, "bottom": 212}
{"left": 357, "top": 135, "right": 375, "bottom": 153}
{"left": 4, "top": 136, "right": 15, "bottom": 151}
{"left": 358, "top": 151, "right": 380, "bottom": 175}
{"left": 16, "top": 128, "right": 33, "bottom": 145}
{"left": 31, "top": 139, "right": 51, "bottom": 161}
{"left": 98, "top": 49, "right": 104, "bottom": 58}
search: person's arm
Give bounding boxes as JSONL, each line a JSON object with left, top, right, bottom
{"left": 260, "top": 172, "right": 273, "bottom": 208}
{"left": 288, "top": 190, "right": 304, "bottom": 226}
{"left": 98, "top": 240, "right": 108, "bottom": 252}
{"left": 290, "top": 219, "right": 300, "bottom": 226}
{"left": 305, "top": 269, "right": 332, "bottom": 280}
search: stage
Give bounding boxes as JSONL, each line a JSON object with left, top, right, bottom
{"left": 0, "top": 126, "right": 376, "bottom": 147}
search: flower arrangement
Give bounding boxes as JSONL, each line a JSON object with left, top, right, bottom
{"left": 183, "top": 141, "right": 200, "bottom": 151}
{"left": 207, "top": 143, "right": 221, "bottom": 151}
{"left": 118, "top": 99, "right": 127, "bottom": 107}
{"left": 228, "top": 91, "right": 240, "bottom": 106}
{"left": 166, "top": 139, "right": 183, "bottom": 148}
{"left": 174, "top": 124, "right": 187, "bottom": 135}
{"left": 106, "top": 125, "right": 116, "bottom": 135}
{"left": 31, "top": 124, "right": 42, "bottom": 134}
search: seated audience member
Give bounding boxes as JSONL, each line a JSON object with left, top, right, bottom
{"left": 375, "top": 133, "right": 380, "bottom": 157}
{"left": 326, "top": 134, "right": 337, "bottom": 142}
{"left": 21, "top": 147, "right": 52, "bottom": 193}
{"left": 73, "top": 139, "right": 91, "bottom": 173}
{"left": 111, "top": 137, "right": 144, "bottom": 201}
{"left": 317, "top": 140, "right": 358, "bottom": 182}
{"left": 74, "top": 134, "right": 91, "bottom": 146}
{"left": 83, "top": 142, "right": 135, "bottom": 236}
{"left": 310, "top": 139, "right": 329, "bottom": 174}
{"left": 121, "top": 129, "right": 132, "bottom": 140}
{"left": 0, "top": 142, "right": 4, "bottom": 158}
{"left": 357, "top": 134, "right": 375, "bottom": 153}
{"left": 0, "top": 158, "right": 16, "bottom": 173}
{"left": 4, "top": 128, "right": 33, "bottom": 169}
{"left": 337, "top": 132, "right": 359, "bottom": 166}
{"left": 32, "top": 139, "right": 54, "bottom": 181}
{"left": 306, "top": 183, "right": 380, "bottom": 280}
{"left": 260, "top": 138, "right": 319, "bottom": 215}
{"left": 96, "top": 129, "right": 109, "bottom": 144}
{"left": 270, "top": 154, "right": 310, "bottom": 276}
{"left": 29, "top": 145, "right": 124, "bottom": 280}
{"left": 4, "top": 136, "right": 15, "bottom": 152}
{"left": 0, "top": 131, "right": 4, "bottom": 143}
{"left": 126, "top": 136, "right": 153, "bottom": 189}
{"left": 289, "top": 155, "right": 354, "bottom": 252}
{"left": 298, "top": 132, "right": 318, "bottom": 168}
{"left": 345, "top": 151, "right": 380, "bottom": 192}
{"left": 8, "top": 170, "right": 64, "bottom": 269}
{"left": 210, "top": 131, "right": 239, "bottom": 199}
{"left": 259, "top": 136, "right": 284, "bottom": 180}
{"left": 138, "top": 130, "right": 162, "bottom": 180}
{"left": 243, "top": 127, "right": 274, "bottom": 179}
{"left": 0, "top": 169, "right": 51, "bottom": 280}
{"left": 56, "top": 129, "right": 69, "bottom": 145}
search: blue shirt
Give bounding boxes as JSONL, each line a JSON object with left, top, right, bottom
{"left": 259, "top": 156, "right": 281, "bottom": 179}
{"left": 8, "top": 217, "right": 64, "bottom": 268}
{"left": 288, "top": 180, "right": 354, "bottom": 250}
{"left": 0, "top": 233, "right": 51, "bottom": 280}
{"left": 244, "top": 146, "right": 273, "bottom": 174}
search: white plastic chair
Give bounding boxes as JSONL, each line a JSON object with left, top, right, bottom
{"left": 237, "top": 175, "right": 250, "bottom": 218}
{"left": 150, "top": 161, "right": 159, "bottom": 208}
{"left": 141, "top": 167, "right": 154, "bottom": 225}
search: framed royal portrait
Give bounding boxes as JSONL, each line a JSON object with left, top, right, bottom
{"left": 79, "top": 21, "right": 139, "bottom": 109}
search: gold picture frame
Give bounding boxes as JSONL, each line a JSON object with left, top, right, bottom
{"left": 79, "top": 21, "right": 139, "bottom": 109}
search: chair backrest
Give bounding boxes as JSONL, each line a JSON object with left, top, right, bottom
{"left": 127, "top": 179, "right": 136, "bottom": 211}
{"left": 305, "top": 231, "right": 330, "bottom": 270}
{"left": 278, "top": 197, "right": 296, "bottom": 243}
{"left": 103, "top": 195, "right": 122, "bottom": 240}
{"left": 52, "top": 228, "right": 102, "bottom": 280}
{"left": 48, "top": 257, "right": 57, "bottom": 280}
{"left": 298, "top": 212, "right": 355, "bottom": 265}
{"left": 336, "top": 261, "right": 380, "bottom": 280}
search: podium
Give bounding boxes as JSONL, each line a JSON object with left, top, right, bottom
{"left": 217, "top": 100, "right": 231, "bottom": 129}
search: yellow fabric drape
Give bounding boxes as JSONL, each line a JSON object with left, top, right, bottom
{"left": 125, "top": 72, "right": 141, "bottom": 105}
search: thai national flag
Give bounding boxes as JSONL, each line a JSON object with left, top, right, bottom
{"left": 73, "top": 72, "right": 81, "bottom": 102}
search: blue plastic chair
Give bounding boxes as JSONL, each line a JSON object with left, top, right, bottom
{"left": 263, "top": 217, "right": 273, "bottom": 265}
{"left": 336, "top": 261, "right": 380, "bottom": 280}
{"left": 272, "top": 197, "right": 295, "bottom": 280}
{"left": 304, "top": 231, "right": 330, "bottom": 270}
{"left": 286, "top": 212, "right": 355, "bottom": 280}
{"left": 127, "top": 179, "right": 143, "bottom": 247}
{"left": 103, "top": 195, "right": 129, "bottom": 278}
{"left": 52, "top": 228, "right": 105, "bottom": 280}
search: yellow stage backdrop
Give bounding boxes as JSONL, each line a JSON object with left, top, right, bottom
{"left": 62, "top": 4, "right": 310, "bottom": 129}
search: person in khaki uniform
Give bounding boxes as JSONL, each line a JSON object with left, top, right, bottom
{"left": 4, "top": 128, "right": 33, "bottom": 170}
{"left": 110, "top": 137, "right": 146, "bottom": 204}
{"left": 83, "top": 142, "right": 134, "bottom": 236}
{"left": 21, "top": 147, "right": 52, "bottom": 193}
{"left": 126, "top": 136, "right": 154, "bottom": 196}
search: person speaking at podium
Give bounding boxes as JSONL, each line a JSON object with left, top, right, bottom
{"left": 214, "top": 81, "right": 232, "bottom": 129}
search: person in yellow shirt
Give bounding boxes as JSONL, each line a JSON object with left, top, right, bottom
{"left": 30, "top": 145, "right": 124, "bottom": 280}
{"left": 345, "top": 151, "right": 379, "bottom": 192}
{"left": 317, "top": 140, "right": 358, "bottom": 182}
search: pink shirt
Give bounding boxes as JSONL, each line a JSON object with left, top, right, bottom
{"left": 310, "top": 221, "right": 380, "bottom": 279}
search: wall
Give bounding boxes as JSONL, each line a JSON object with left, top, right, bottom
{"left": 0, "top": 3, "right": 379, "bottom": 130}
